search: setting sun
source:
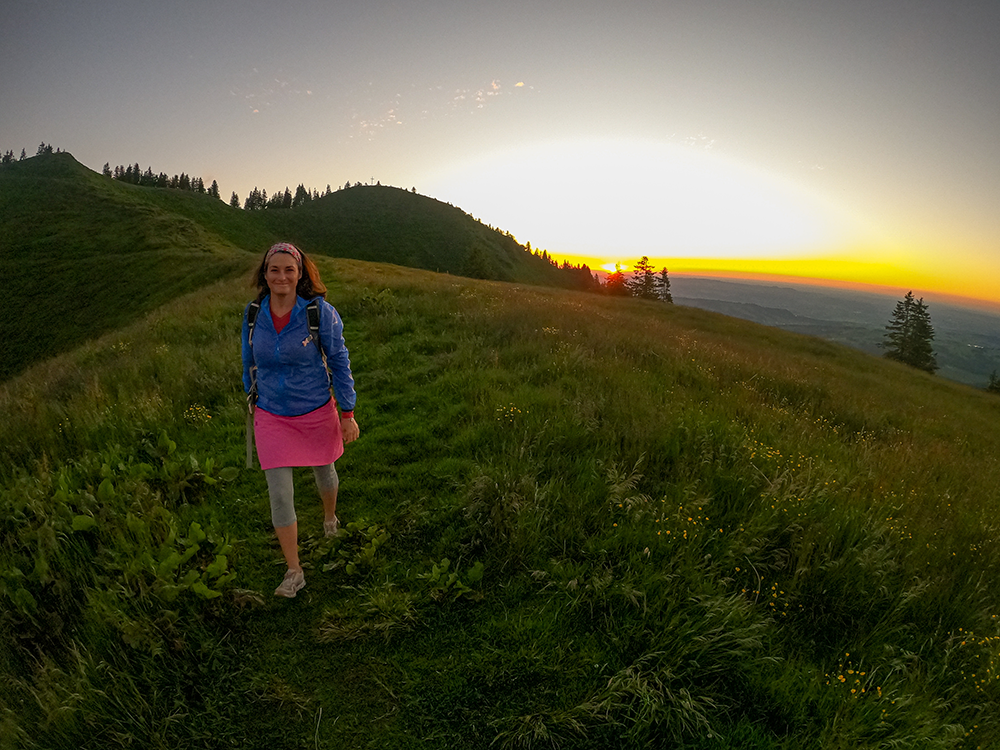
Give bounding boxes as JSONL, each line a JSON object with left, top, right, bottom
{"left": 427, "top": 138, "right": 858, "bottom": 262}
{"left": 426, "top": 138, "right": 1000, "bottom": 308}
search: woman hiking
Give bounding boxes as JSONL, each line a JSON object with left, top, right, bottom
{"left": 241, "top": 242, "right": 359, "bottom": 597}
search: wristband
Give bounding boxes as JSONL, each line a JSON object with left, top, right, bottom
{"left": 341, "top": 411, "right": 354, "bottom": 419}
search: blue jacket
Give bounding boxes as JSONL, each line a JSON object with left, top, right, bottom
{"left": 242, "top": 295, "right": 356, "bottom": 417}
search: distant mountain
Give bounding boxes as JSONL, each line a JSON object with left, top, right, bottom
{"left": 0, "top": 152, "right": 593, "bottom": 380}
{"left": 673, "top": 276, "right": 1000, "bottom": 388}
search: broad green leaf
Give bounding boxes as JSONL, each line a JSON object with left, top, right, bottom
{"left": 187, "top": 522, "right": 207, "bottom": 545}
{"left": 205, "top": 555, "right": 228, "bottom": 579}
{"left": 180, "top": 570, "right": 200, "bottom": 586}
{"left": 215, "top": 572, "right": 236, "bottom": 588}
{"left": 466, "top": 561, "right": 485, "bottom": 583}
{"left": 158, "top": 429, "right": 176, "bottom": 455}
{"left": 191, "top": 581, "right": 222, "bottom": 599}
{"left": 97, "top": 478, "right": 115, "bottom": 503}
{"left": 157, "top": 551, "right": 182, "bottom": 579}
{"left": 72, "top": 515, "right": 97, "bottom": 532}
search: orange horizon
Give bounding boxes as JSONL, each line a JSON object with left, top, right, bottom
{"left": 552, "top": 254, "right": 1000, "bottom": 314}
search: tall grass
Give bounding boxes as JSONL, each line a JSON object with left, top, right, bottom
{"left": 2, "top": 259, "right": 1000, "bottom": 748}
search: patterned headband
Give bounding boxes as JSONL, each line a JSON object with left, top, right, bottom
{"left": 266, "top": 242, "right": 302, "bottom": 266}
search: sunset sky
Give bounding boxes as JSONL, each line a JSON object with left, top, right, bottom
{"left": 3, "top": 1, "right": 998, "bottom": 307}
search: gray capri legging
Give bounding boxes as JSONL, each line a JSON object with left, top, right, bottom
{"left": 264, "top": 463, "right": 339, "bottom": 528}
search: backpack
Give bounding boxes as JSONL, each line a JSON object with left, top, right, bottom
{"left": 245, "top": 298, "right": 328, "bottom": 467}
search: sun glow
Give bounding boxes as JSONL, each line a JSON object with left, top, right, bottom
{"left": 425, "top": 138, "right": 858, "bottom": 262}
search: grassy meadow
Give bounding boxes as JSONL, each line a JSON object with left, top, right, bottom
{"left": 0, "top": 153, "right": 260, "bottom": 380}
{"left": 3, "top": 257, "right": 1000, "bottom": 748}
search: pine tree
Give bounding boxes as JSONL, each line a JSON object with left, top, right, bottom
{"left": 987, "top": 371, "right": 1000, "bottom": 395}
{"left": 882, "top": 291, "right": 938, "bottom": 373}
{"left": 882, "top": 295, "right": 911, "bottom": 359}
{"left": 656, "top": 267, "right": 673, "bottom": 303}
{"left": 627, "top": 256, "right": 658, "bottom": 299}
{"left": 292, "top": 184, "right": 310, "bottom": 208}
{"left": 244, "top": 187, "right": 265, "bottom": 210}
{"left": 230, "top": 192, "right": 240, "bottom": 208}
{"left": 605, "top": 264, "right": 629, "bottom": 296}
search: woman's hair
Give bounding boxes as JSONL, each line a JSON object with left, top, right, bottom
{"left": 252, "top": 242, "right": 327, "bottom": 301}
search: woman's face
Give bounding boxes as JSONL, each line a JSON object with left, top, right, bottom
{"left": 265, "top": 253, "right": 301, "bottom": 296}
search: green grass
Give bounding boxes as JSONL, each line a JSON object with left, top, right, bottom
{"left": 0, "top": 153, "right": 589, "bottom": 380}
{"left": 3, "top": 259, "right": 1000, "bottom": 748}
{"left": 0, "top": 153, "right": 257, "bottom": 380}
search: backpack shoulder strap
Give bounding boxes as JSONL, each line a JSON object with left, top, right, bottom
{"left": 306, "top": 299, "right": 331, "bottom": 386}
{"left": 306, "top": 299, "right": 322, "bottom": 349}
{"left": 245, "top": 301, "right": 262, "bottom": 467}
{"left": 246, "top": 300, "right": 262, "bottom": 347}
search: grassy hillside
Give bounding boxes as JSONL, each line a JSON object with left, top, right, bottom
{"left": 0, "top": 153, "right": 587, "bottom": 380}
{"left": 3, "top": 258, "right": 1000, "bottom": 749}
{"left": 0, "top": 153, "right": 258, "bottom": 380}
{"left": 262, "top": 182, "right": 578, "bottom": 286}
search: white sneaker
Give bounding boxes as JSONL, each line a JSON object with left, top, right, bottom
{"left": 274, "top": 568, "right": 305, "bottom": 598}
{"left": 324, "top": 516, "right": 340, "bottom": 538}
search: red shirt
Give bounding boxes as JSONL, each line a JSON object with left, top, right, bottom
{"left": 271, "top": 309, "right": 291, "bottom": 333}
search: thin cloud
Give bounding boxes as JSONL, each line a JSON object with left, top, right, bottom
{"left": 343, "top": 77, "right": 531, "bottom": 139}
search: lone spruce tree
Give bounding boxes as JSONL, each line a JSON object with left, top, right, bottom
{"left": 656, "top": 267, "right": 673, "bottom": 303}
{"left": 882, "top": 291, "right": 938, "bottom": 373}
{"left": 627, "top": 256, "right": 658, "bottom": 299}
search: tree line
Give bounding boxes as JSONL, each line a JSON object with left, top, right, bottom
{"left": 240, "top": 184, "right": 333, "bottom": 210}
{"left": 519, "top": 248, "right": 672, "bottom": 299}
{"left": 2, "top": 142, "right": 61, "bottom": 162}
{"left": 104, "top": 162, "right": 221, "bottom": 198}
{"left": 603, "top": 257, "right": 674, "bottom": 303}
{"left": 104, "top": 158, "right": 354, "bottom": 212}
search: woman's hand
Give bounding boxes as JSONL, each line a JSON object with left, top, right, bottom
{"left": 341, "top": 416, "right": 360, "bottom": 444}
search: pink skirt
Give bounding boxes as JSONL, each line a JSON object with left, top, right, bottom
{"left": 254, "top": 400, "right": 344, "bottom": 470}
